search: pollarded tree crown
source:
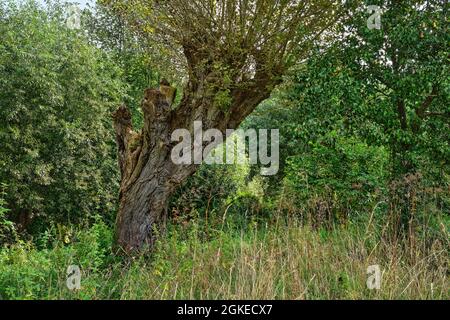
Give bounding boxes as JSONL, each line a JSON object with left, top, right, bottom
{"left": 100, "top": 0, "right": 345, "bottom": 101}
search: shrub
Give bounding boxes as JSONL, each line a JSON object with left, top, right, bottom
{"left": 0, "top": 1, "right": 126, "bottom": 230}
{"left": 0, "top": 183, "right": 16, "bottom": 245}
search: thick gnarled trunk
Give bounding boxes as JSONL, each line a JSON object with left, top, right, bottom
{"left": 115, "top": 165, "right": 171, "bottom": 252}
{"left": 113, "top": 72, "right": 277, "bottom": 253}
{"left": 112, "top": 90, "right": 187, "bottom": 252}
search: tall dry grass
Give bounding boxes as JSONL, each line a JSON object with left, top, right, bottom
{"left": 117, "top": 215, "right": 448, "bottom": 300}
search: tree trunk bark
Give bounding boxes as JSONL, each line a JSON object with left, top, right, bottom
{"left": 112, "top": 70, "right": 277, "bottom": 253}
{"left": 114, "top": 156, "right": 172, "bottom": 252}
{"left": 112, "top": 90, "right": 190, "bottom": 253}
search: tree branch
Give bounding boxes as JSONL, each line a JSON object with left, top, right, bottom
{"left": 416, "top": 85, "right": 439, "bottom": 119}
{"left": 423, "top": 111, "right": 449, "bottom": 118}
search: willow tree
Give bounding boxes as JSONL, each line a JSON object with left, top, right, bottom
{"left": 102, "top": 0, "right": 343, "bottom": 253}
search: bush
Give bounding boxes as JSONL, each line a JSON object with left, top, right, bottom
{"left": 0, "top": 219, "right": 116, "bottom": 300}
{"left": 0, "top": 183, "right": 16, "bottom": 245}
{"left": 282, "top": 134, "right": 389, "bottom": 226}
{"left": 169, "top": 142, "right": 269, "bottom": 231}
{"left": 0, "top": 1, "right": 126, "bottom": 231}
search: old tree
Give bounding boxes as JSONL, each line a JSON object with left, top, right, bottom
{"left": 102, "top": 0, "right": 343, "bottom": 253}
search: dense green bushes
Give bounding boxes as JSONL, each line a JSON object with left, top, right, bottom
{"left": 0, "top": 219, "right": 115, "bottom": 299}
{"left": 170, "top": 156, "right": 269, "bottom": 232}
{"left": 0, "top": 1, "right": 125, "bottom": 231}
{"left": 282, "top": 135, "right": 389, "bottom": 224}
{"left": 0, "top": 183, "right": 16, "bottom": 245}
{"left": 241, "top": 0, "right": 449, "bottom": 232}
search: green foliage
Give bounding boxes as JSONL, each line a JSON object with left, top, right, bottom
{"left": 284, "top": 135, "right": 389, "bottom": 221}
{"left": 213, "top": 89, "right": 233, "bottom": 111}
{"left": 0, "top": 1, "right": 126, "bottom": 229}
{"left": 339, "top": 0, "right": 449, "bottom": 175}
{"left": 0, "top": 183, "right": 16, "bottom": 245}
{"left": 83, "top": 3, "right": 162, "bottom": 127}
{"left": 0, "top": 219, "right": 115, "bottom": 300}
{"left": 243, "top": 0, "right": 449, "bottom": 228}
{"left": 170, "top": 152, "right": 268, "bottom": 232}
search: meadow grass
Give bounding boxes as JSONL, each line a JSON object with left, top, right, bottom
{"left": 0, "top": 213, "right": 447, "bottom": 300}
